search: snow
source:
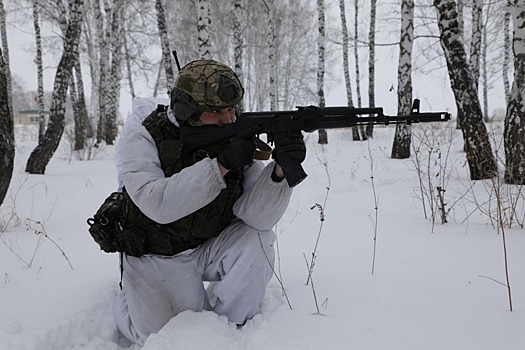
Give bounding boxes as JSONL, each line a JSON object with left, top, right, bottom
{"left": 1, "top": 122, "right": 525, "bottom": 350}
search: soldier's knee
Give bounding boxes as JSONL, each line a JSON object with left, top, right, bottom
{"left": 234, "top": 222, "right": 275, "bottom": 248}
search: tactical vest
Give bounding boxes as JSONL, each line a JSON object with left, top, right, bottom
{"left": 118, "top": 108, "right": 243, "bottom": 257}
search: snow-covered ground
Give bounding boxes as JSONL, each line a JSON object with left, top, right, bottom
{"left": 1, "top": 122, "right": 524, "bottom": 350}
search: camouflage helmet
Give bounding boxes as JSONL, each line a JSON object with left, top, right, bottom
{"left": 170, "top": 59, "right": 244, "bottom": 124}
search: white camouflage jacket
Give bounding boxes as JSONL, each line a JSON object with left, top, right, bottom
{"left": 115, "top": 97, "right": 293, "bottom": 233}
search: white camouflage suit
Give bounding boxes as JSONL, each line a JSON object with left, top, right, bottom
{"left": 114, "top": 98, "right": 293, "bottom": 345}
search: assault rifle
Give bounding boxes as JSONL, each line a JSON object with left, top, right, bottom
{"left": 180, "top": 99, "right": 451, "bottom": 187}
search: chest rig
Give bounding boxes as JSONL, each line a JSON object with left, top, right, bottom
{"left": 119, "top": 107, "right": 243, "bottom": 257}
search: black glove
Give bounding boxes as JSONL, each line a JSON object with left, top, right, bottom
{"left": 217, "top": 126, "right": 259, "bottom": 171}
{"left": 272, "top": 130, "right": 306, "bottom": 166}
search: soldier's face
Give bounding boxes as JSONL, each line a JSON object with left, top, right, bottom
{"left": 199, "top": 107, "right": 236, "bottom": 126}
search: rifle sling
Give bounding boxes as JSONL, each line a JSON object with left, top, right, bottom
{"left": 201, "top": 138, "right": 272, "bottom": 161}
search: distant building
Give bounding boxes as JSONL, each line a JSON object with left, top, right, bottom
{"left": 14, "top": 110, "right": 49, "bottom": 126}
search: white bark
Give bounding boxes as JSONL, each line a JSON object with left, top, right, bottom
{"left": 457, "top": 0, "right": 464, "bottom": 39}
{"left": 32, "top": 0, "right": 46, "bottom": 144}
{"left": 503, "top": 0, "right": 525, "bottom": 184}
{"left": 0, "top": 45, "right": 14, "bottom": 206}
{"left": 433, "top": 0, "right": 497, "bottom": 180}
{"left": 339, "top": 0, "right": 353, "bottom": 108}
{"left": 197, "top": 0, "right": 212, "bottom": 59}
{"left": 470, "top": 0, "right": 483, "bottom": 89}
{"left": 367, "top": 0, "right": 377, "bottom": 137}
{"left": 317, "top": 0, "right": 327, "bottom": 144}
{"left": 503, "top": 11, "right": 512, "bottom": 106}
{"left": 264, "top": 0, "right": 277, "bottom": 110}
{"left": 26, "top": 0, "right": 84, "bottom": 174}
{"left": 391, "top": 0, "right": 413, "bottom": 159}
{"left": 354, "top": 0, "right": 362, "bottom": 108}
{"left": 156, "top": 0, "right": 174, "bottom": 93}
{"left": 509, "top": 1, "right": 525, "bottom": 105}
{"left": 317, "top": 0, "right": 325, "bottom": 108}
{"left": 94, "top": 0, "right": 110, "bottom": 143}
{"left": 233, "top": 0, "right": 244, "bottom": 113}
{"left": 0, "top": 0, "right": 12, "bottom": 120}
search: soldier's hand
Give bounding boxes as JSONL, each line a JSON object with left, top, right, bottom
{"left": 217, "top": 125, "right": 259, "bottom": 172}
{"left": 272, "top": 130, "right": 306, "bottom": 166}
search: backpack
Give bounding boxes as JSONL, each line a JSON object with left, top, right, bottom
{"left": 87, "top": 192, "right": 124, "bottom": 253}
{"left": 88, "top": 98, "right": 168, "bottom": 253}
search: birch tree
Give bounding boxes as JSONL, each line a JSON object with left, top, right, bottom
{"left": 503, "top": 11, "right": 512, "bottom": 106}
{"left": 197, "top": 0, "right": 211, "bottom": 60}
{"left": 122, "top": 29, "right": 135, "bottom": 100}
{"left": 339, "top": 0, "right": 360, "bottom": 141}
{"left": 470, "top": 0, "right": 483, "bottom": 90}
{"left": 0, "top": 46, "right": 13, "bottom": 206}
{"left": 32, "top": 0, "right": 46, "bottom": 144}
{"left": 503, "top": 0, "right": 525, "bottom": 184}
{"left": 354, "top": 0, "right": 366, "bottom": 140}
{"left": 433, "top": 0, "right": 497, "bottom": 180}
{"left": 0, "top": 0, "right": 12, "bottom": 120}
{"left": 366, "top": 0, "right": 377, "bottom": 138}
{"left": 264, "top": 0, "right": 278, "bottom": 110}
{"left": 73, "top": 43, "right": 90, "bottom": 151}
{"left": 26, "top": 0, "right": 84, "bottom": 174}
{"left": 233, "top": 0, "right": 244, "bottom": 113}
{"left": 457, "top": 0, "right": 464, "bottom": 39}
{"left": 94, "top": 0, "right": 110, "bottom": 144}
{"left": 339, "top": 0, "right": 352, "bottom": 110}
{"left": 391, "top": 0, "right": 414, "bottom": 159}
{"left": 82, "top": 0, "right": 120, "bottom": 145}
{"left": 83, "top": 1, "right": 100, "bottom": 132}
{"left": 156, "top": 0, "right": 174, "bottom": 95}
{"left": 317, "top": 0, "right": 327, "bottom": 144}
{"left": 105, "top": 0, "right": 125, "bottom": 144}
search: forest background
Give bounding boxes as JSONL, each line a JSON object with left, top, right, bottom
{"left": 2, "top": 0, "right": 522, "bottom": 183}
{"left": 6, "top": 0, "right": 504, "bottom": 119}
{"left": 1, "top": 0, "right": 525, "bottom": 348}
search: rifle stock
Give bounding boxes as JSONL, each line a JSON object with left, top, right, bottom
{"left": 179, "top": 99, "right": 451, "bottom": 187}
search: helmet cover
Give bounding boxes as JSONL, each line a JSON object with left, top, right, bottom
{"left": 170, "top": 59, "right": 244, "bottom": 123}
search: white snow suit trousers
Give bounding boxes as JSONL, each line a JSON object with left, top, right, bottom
{"left": 114, "top": 219, "right": 276, "bottom": 345}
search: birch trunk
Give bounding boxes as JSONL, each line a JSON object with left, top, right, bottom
{"left": 0, "top": 0, "right": 12, "bottom": 120}
{"left": 156, "top": 0, "right": 174, "bottom": 94}
{"left": 354, "top": 0, "right": 366, "bottom": 140}
{"left": 457, "top": 0, "right": 464, "bottom": 39}
{"left": 26, "top": 0, "right": 84, "bottom": 174}
{"left": 503, "top": 11, "right": 512, "bottom": 107}
{"left": 0, "top": 47, "right": 13, "bottom": 206}
{"left": 105, "top": 0, "right": 124, "bottom": 145}
{"left": 32, "top": 0, "right": 46, "bottom": 144}
{"left": 317, "top": 0, "right": 327, "bottom": 144}
{"left": 366, "top": 0, "right": 377, "bottom": 138}
{"left": 83, "top": 2, "right": 99, "bottom": 136}
{"left": 433, "top": 0, "right": 497, "bottom": 180}
{"left": 482, "top": 19, "right": 488, "bottom": 121}
{"left": 123, "top": 29, "right": 135, "bottom": 100}
{"left": 73, "top": 58, "right": 89, "bottom": 151}
{"left": 470, "top": 0, "right": 483, "bottom": 90}
{"left": 339, "top": 0, "right": 359, "bottom": 140}
{"left": 391, "top": 0, "right": 413, "bottom": 159}
{"left": 265, "top": 0, "right": 278, "bottom": 110}
{"left": 503, "top": 0, "right": 525, "bottom": 184}
{"left": 197, "top": 0, "right": 212, "bottom": 60}
{"left": 233, "top": 0, "right": 244, "bottom": 113}
{"left": 95, "top": 0, "right": 110, "bottom": 144}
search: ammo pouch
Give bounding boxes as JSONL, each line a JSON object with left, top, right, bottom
{"left": 87, "top": 192, "right": 125, "bottom": 253}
